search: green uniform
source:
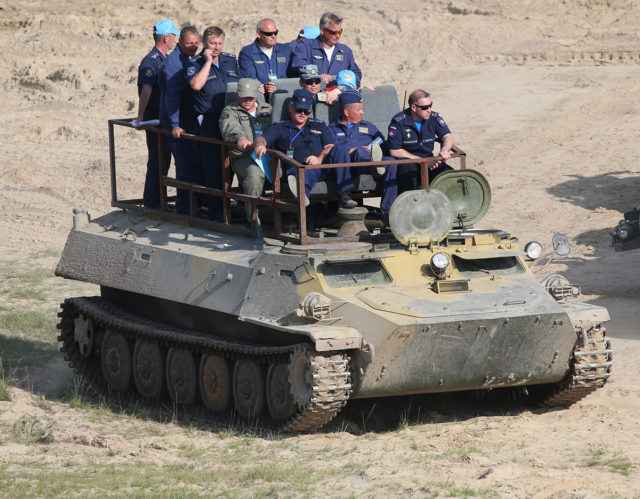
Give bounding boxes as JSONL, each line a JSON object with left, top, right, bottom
{"left": 219, "top": 102, "right": 272, "bottom": 220}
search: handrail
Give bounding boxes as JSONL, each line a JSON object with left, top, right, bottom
{"left": 108, "top": 118, "right": 466, "bottom": 245}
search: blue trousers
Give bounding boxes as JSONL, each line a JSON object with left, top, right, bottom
{"left": 199, "top": 115, "right": 223, "bottom": 220}
{"left": 397, "top": 161, "right": 453, "bottom": 194}
{"left": 285, "top": 144, "right": 354, "bottom": 197}
{"left": 172, "top": 117, "right": 201, "bottom": 214}
{"left": 143, "top": 129, "right": 172, "bottom": 209}
{"left": 349, "top": 147, "right": 398, "bottom": 214}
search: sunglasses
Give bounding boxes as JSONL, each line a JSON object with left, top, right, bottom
{"left": 259, "top": 30, "right": 278, "bottom": 36}
{"left": 323, "top": 27, "right": 343, "bottom": 36}
{"left": 295, "top": 108, "right": 311, "bottom": 115}
{"left": 303, "top": 78, "right": 322, "bottom": 85}
{"left": 415, "top": 103, "right": 432, "bottom": 110}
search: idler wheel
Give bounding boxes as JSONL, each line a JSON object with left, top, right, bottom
{"left": 289, "top": 345, "right": 313, "bottom": 409}
{"left": 166, "top": 348, "right": 197, "bottom": 404}
{"left": 266, "top": 363, "right": 296, "bottom": 421}
{"left": 100, "top": 329, "right": 132, "bottom": 391}
{"left": 199, "top": 354, "right": 231, "bottom": 411}
{"left": 233, "top": 360, "right": 265, "bottom": 418}
{"left": 133, "top": 340, "right": 164, "bottom": 398}
{"left": 73, "top": 313, "right": 95, "bottom": 359}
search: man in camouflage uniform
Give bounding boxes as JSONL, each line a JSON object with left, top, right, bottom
{"left": 219, "top": 78, "right": 273, "bottom": 220}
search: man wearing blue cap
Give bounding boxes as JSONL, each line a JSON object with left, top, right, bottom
{"left": 292, "top": 12, "right": 362, "bottom": 87}
{"left": 160, "top": 25, "right": 201, "bottom": 215}
{"left": 135, "top": 19, "right": 179, "bottom": 209}
{"left": 186, "top": 26, "right": 239, "bottom": 220}
{"left": 238, "top": 19, "right": 295, "bottom": 97}
{"left": 388, "top": 89, "right": 455, "bottom": 193}
{"left": 253, "top": 88, "right": 356, "bottom": 208}
{"left": 329, "top": 90, "right": 398, "bottom": 214}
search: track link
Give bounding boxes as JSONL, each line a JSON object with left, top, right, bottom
{"left": 57, "top": 296, "right": 351, "bottom": 433}
{"left": 542, "top": 324, "right": 612, "bottom": 407}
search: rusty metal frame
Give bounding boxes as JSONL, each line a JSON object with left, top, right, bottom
{"left": 108, "top": 118, "right": 466, "bottom": 245}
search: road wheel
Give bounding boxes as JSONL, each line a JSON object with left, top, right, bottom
{"left": 233, "top": 360, "right": 265, "bottom": 418}
{"left": 266, "top": 362, "right": 296, "bottom": 421}
{"left": 166, "top": 347, "right": 197, "bottom": 404}
{"left": 100, "top": 329, "right": 132, "bottom": 391}
{"left": 133, "top": 340, "right": 164, "bottom": 398}
{"left": 199, "top": 354, "right": 231, "bottom": 411}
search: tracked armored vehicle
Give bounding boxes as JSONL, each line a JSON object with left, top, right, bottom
{"left": 611, "top": 207, "right": 640, "bottom": 251}
{"left": 55, "top": 83, "right": 612, "bottom": 432}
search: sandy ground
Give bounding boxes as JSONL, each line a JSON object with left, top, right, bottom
{"left": 1, "top": 0, "right": 640, "bottom": 496}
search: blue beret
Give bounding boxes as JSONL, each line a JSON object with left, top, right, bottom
{"left": 339, "top": 90, "right": 363, "bottom": 106}
{"left": 292, "top": 89, "right": 314, "bottom": 110}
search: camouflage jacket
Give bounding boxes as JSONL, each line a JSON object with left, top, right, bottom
{"left": 219, "top": 102, "right": 273, "bottom": 160}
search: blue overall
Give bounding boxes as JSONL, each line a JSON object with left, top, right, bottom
{"left": 291, "top": 38, "right": 362, "bottom": 86}
{"left": 160, "top": 46, "right": 200, "bottom": 214}
{"left": 138, "top": 46, "right": 171, "bottom": 209}
{"left": 238, "top": 40, "right": 295, "bottom": 83}
{"left": 261, "top": 118, "right": 353, "bottom": 197}
{"left": 186, "top": 52, "right": 239, "bottom": 219}
{"left": 387, "top": 109, "right": 453, "bottom": 192}
{"left": 328, "top": 120, "right": 398, "bottom": 213}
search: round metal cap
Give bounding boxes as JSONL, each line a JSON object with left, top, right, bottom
{"left": 430, "top": 169, "right": 491, "bottom": 228}
{"left": 389, "top": 189, "right": 454, "bottom": 246}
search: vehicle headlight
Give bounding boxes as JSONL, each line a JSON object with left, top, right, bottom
{"left": 430, "top": 252, "right": 450, "bottom": 278}
{"left": 524, "top": 241, "right": 543, "bottom": 260}
{"left": 616, "top": 222, "right": 633, "bottom": 241}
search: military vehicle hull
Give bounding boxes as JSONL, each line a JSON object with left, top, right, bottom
{"left": 56, "top": 210, "right": 612, "bottom": 431}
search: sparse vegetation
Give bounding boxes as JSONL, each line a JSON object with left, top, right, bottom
{"left": 585, "top": 447, "right": 633, "bottom": 476}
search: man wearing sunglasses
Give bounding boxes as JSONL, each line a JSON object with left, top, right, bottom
{"left": 238, "top": 18, "right": 295, "bottom": 97}
{"left": 291, "top": 12, "right": 362, "bottom": 88}
{"left": 254, "top": 89, "right": 356, "bottom": 208}
{"left": 388, "top": 89, "right": 455, "bottom": 193}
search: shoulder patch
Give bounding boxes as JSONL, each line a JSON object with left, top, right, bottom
{"left": 393, "top": 113, "right": 407, "bottom": 123}
{"left": 221, "top": 112, "right": 230, "bottom": 120}
{"left": 222, "top": 52, "right": 236, "bottom": 59}
{"left": 145, "top": 68, "right": 153, "bottom": 76}
{"left": 187, "top": 66, "right": 196, "bottom": 76}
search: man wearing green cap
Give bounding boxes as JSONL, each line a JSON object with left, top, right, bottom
{"left": 219, "top": 78, "right": 273, "bottom": 221}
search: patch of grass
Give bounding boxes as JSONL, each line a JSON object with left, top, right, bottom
{"left": 586, "top": 447, "right": 633, "bottom": 476}
{"left": 0, "top": 263, "right": 54, "bottom": 302}
{"left": 0, "top": 378, "right": 10, "bottom": 401}
{"left": 11, "top": 415, "right": 53, "bottom": 444}
{"left": 433, "top": 479, "right": 497, "bottom": 498}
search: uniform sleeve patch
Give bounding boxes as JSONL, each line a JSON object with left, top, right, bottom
{"left": 145, "top": 68, "right": 153, "bottom": 76}
{"left": 187, "top": 66, "right": 196, "bottom": 76}
{"left": 437, "top": 117, "right": 447, "bottom": 126}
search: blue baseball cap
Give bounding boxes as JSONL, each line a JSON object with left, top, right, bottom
{"left": 292, "top": 89, "right": 314, "bottom": 110}
{"left": 154, "top": 20, "right": 180, "bottom": 36}
{"left": 338, "top": 90, "right": 363, "bottom": 106}
{"left": 299, "top": 25, "right": 321, "bottom": 39}
{"left": 336, "top": 70, "right": 357, "bottom": 89}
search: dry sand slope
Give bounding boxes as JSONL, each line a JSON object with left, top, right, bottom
{"left": 1, "top": 0, "right": 640, "bottom": 496}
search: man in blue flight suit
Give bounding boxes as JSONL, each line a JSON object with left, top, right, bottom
{"left": 253, "top": 89, "right": 356, "bottom": 208}
{"left": 135, "top": 19, "right": 179, "bottom": 209}
{"left": 388, "top": 89, "right": 455, "bottom": 193}
{"left": 187, "top": 26, "right": 239, "bottom": 220}
{"left": 238, "top": 18, "right": 295, "bottom": 98}
{"left": 328, "top": 91, "right": 398, "bottom": 214}
{"left": 160, "top": 25, "right": 200, "bottom": 215}
{"left": 291, "top": 12, "right": 362, "bottom": 87}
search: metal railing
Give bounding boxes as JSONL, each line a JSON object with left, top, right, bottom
{"left": 108, "top": 118, "right": 466, "bottom": 245}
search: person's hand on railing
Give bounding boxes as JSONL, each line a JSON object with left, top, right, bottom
{"left": 237, "top": 136, "right": 252, "bottom": 151}
{"left": 172, "top": 127, "right": 185, "bottom": 139}
{"left": 305, "top": 155, "right": 321, "bottom": 165}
